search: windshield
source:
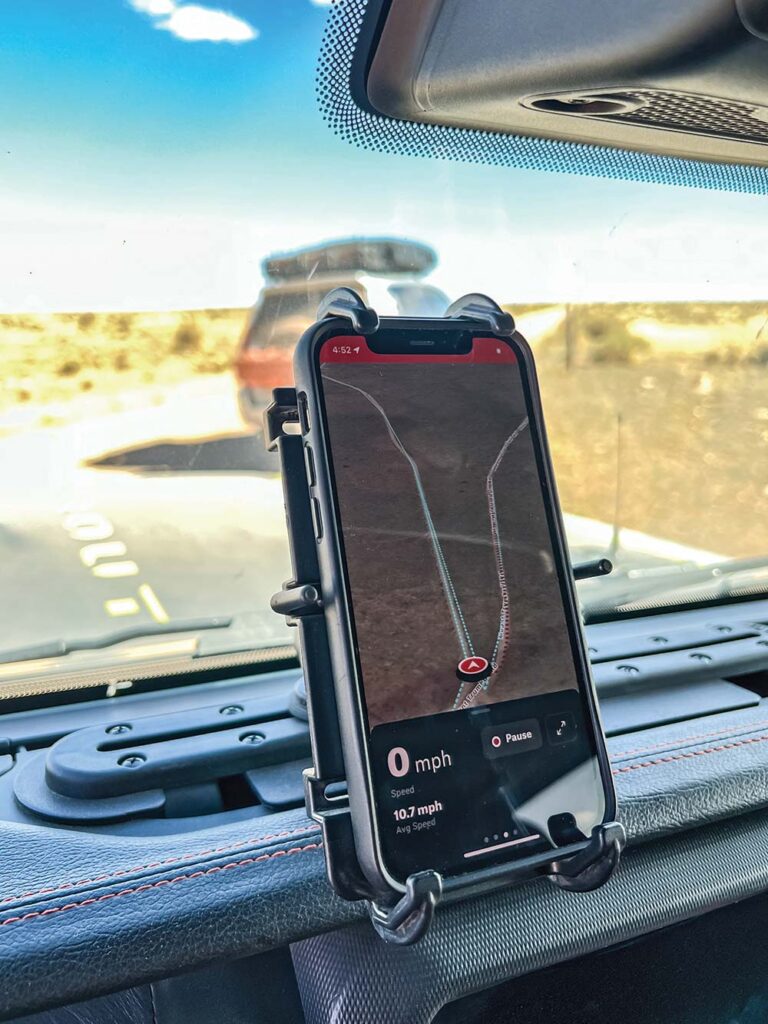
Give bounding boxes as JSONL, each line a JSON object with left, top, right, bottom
{"left": 2, "top": 1, "right": 767, "bottom": 698}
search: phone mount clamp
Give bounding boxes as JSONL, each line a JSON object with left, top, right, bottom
{"left": 265, "top": 289, "right": 625, "bottom": 945}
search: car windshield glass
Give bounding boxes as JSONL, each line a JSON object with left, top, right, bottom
{"left": 1, "top": 1, "right": 767, "bottom": 699}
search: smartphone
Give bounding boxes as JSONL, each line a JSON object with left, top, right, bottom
{"left": 294, "top": 318, "right": 615, "bottom": 893}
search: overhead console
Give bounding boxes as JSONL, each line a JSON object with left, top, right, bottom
{"left": 317, "top": 0, "right": 768, "bottom": 189}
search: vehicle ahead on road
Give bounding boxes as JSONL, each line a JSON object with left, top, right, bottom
{"left": 233, "top": 237, "right": 448, "bottom": 428}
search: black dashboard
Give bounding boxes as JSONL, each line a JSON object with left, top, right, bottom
{"left": 0, "top": 598, "right": 767, "bottom": 1020}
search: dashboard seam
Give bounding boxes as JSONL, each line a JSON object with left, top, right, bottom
{"left": 0, "top": 823, "right": 321, "bottom": 907}
{"left": 611, "top": 715, "right": 768, "bottom": 760}
{"left": 0, "top": 842, "right": 324, "bottom": 929}
{"left": 612, "top": 731, "right": 768, "bottom": 774}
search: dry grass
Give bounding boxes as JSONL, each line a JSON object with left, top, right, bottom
{"left": 539, "top": 361, "right": 768, "bottom": 558}
{"left": 527, "top": 302, "right": 768, "bottom": 558}
{"left": 0, "top": 308, "right": 245, "bottom": 421}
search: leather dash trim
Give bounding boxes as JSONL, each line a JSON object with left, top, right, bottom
{"left": 0, "top": 823, "right": 321, "bottom": 908}
{"left": 611, "top": 714, "right": 768, "bottom": 761}
{"left": 613, "top": 731, "right": 768, "bottom": 775}
{"left": 0, "top": 842, "right": 324, "bottom": 929}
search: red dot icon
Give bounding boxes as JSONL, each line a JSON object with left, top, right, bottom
{"left": 491, "top": 734, "right": 502, "bottom": 748}
{"left": 456, "top": 656, "right": 491, "bottom": 682}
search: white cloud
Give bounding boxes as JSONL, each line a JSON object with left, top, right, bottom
{"left": 129, "top": 0, "right": 175, "bottom": 14}
{"left": 158, "top": 5, "right": 257, "bottom": 42}
{"left": 129, "top": 0, "right": 258, "bottom": 44}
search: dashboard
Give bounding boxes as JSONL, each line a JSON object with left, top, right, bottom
{"left": 0, "top": 598, "right": 767, "bottom": 1019}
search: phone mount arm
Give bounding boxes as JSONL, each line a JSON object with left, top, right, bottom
{"left": 445, "top": 292, "right": 516, "bottom": 335}
{"left": 316, "top": 286, "right": 380, "bottom": 335}
{"left": 265, "top": 290, "right": 624, "bottom": 945}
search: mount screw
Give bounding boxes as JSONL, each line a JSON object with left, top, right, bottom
{"left": 118, "top": 754, "right": 146, "bottom": 768}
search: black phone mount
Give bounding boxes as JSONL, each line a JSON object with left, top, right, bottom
{"left": 266, "top": 290, "right": 625, "bottom": 945}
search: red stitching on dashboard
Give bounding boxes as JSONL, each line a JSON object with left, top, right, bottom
{"left": 612, "top": 731, "right": 768, "bottom": 774}
{"left": 611, "top": 716, "right": 768, "bottom": 760}
{"left": 0, "top": 842, "right": 323, "bottom": 929}
{"left": 0, "top": 824, "right": 321, "bottom": 907}
{"left": 5, "top": 722, "right": 765, "bottom": 910}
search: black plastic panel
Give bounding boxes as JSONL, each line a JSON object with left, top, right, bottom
{"left": 588, "top": 622, "right": 761, "bottom": 663}
{"left": 593, "top": 634, "right": 768, "bottom": 692}
{"left": 44, "top": 701, "right": 308, "bottom": 799}
{"left": 435, "top": 889, "right": 768, "bottom": 1024}
{"left": 599, "top": 679, "right": 759, "bottom": 736}
{"left": 0, "top": 671, "right": 310, "bottom": 834}
{"left": 246, "top": 759, "right": 313, "bottom": 811}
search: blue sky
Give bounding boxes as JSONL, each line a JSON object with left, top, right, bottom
{"left": 1, "top": 0, "right": 767, "bottom": 311}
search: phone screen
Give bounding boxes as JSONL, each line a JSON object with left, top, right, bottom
{"left": 318, "top": 330, "right": 606, "bottom": 881}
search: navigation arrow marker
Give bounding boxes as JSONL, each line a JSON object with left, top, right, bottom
{"left": 456, "top": 656, "right": 491, "bottom": 682}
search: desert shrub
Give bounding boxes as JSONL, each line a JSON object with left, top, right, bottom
{"left": 748, "top": 343, "right": 768, "bottom": 366}
{"left": 192, "top": 350, "right": 231, "bottom": 374}
{"left": 172, "top": 315, "right": 203, "bottom": 355}
{"left": 580, "top": 314, "right": 650, "bottom": 364}
{"left": 57, "top": 358, "right": 81, "bottom": 377}
{"left": 1, "top": 315, "right": 43, "bottom": 332}
{"left": 108, "top": 313, "right": 134, "bottom": 340}
{"left": 77, "top": 312, "right": 96, "bottom": 331}
{"left": 704, "top": 344, "right": 747, "bottom": 366}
